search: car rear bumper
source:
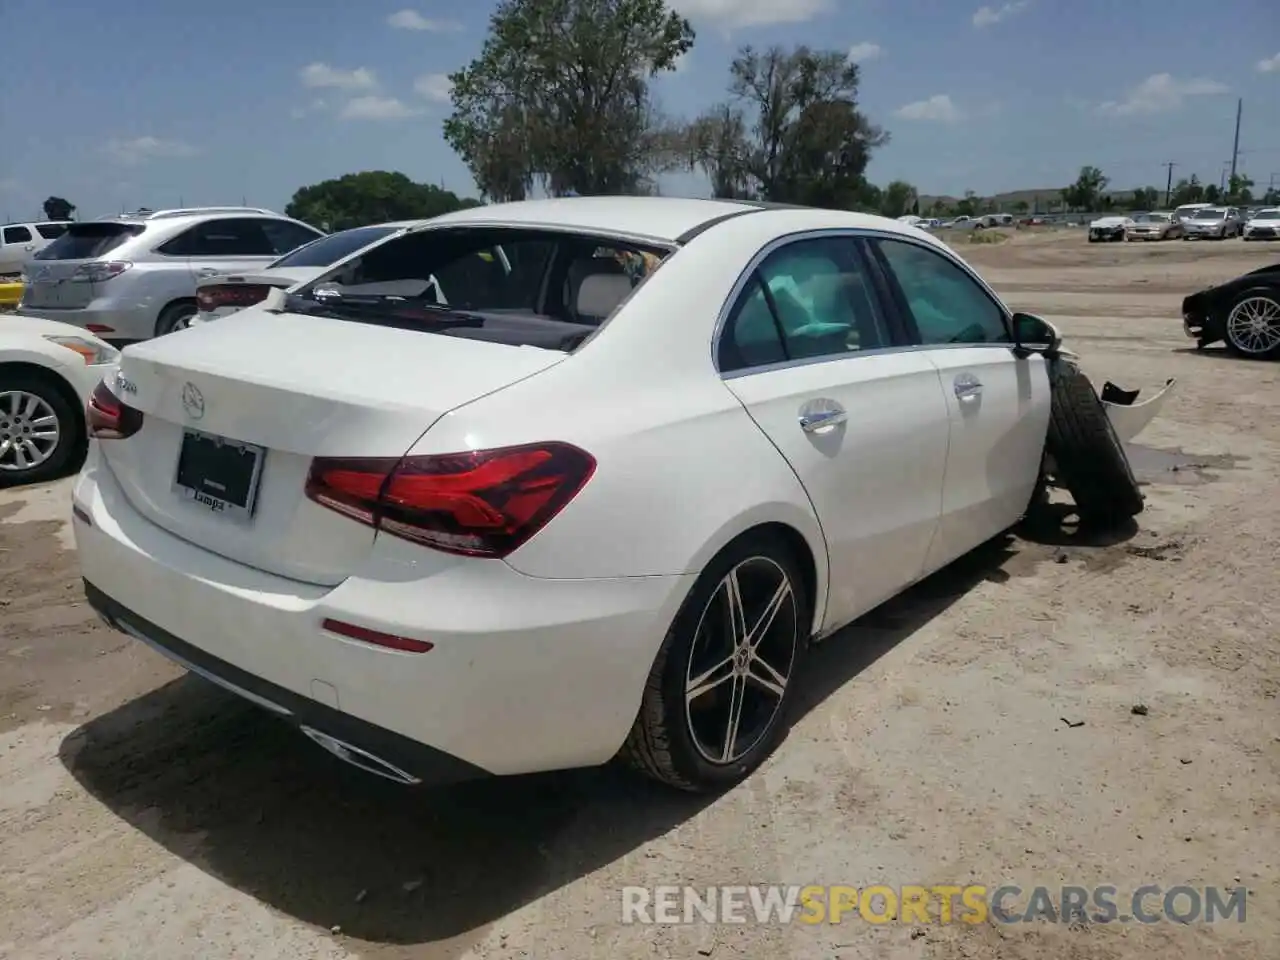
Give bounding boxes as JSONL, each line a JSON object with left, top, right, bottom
{"left": 16, "top": 301, "right": 156, "bottom": 341}
{"left": 72, "top": 447, "right": 693, "bottom": 780}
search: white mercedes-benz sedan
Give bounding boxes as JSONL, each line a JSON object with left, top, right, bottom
{"left": 73, "top": 196, "right": 1119, "bottom": 792}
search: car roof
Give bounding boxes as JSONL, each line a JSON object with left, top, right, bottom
{"left": 418, "top": 196, "right": 936, "bottom": 246}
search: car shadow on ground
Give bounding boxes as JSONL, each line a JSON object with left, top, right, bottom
{"left": 58, "top": 528, "right": 1079, "bottom": 954}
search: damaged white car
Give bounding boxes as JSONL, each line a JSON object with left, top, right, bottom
{"left": 1088, "top": 215, "right": 1134, "bottom": 242}
{"left": 74, "top": 198, "right": 1174, "bottom": 794}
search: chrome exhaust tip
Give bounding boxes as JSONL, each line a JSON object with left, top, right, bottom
{"left": 299, "top": 725, "right": 422, "bottom": 785}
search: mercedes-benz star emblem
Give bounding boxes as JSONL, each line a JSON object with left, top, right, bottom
{"left": 181, "top": 382, "right": 205, "bottom": 420}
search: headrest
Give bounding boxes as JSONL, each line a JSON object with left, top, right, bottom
{"left": 576, "top": 273, "right": 634, "bottom": 321}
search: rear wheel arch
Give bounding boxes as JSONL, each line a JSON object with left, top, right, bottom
{"left": 688, "top": 517, "right": 825, "bottom": 641}
{"left": 155, "top": 297, "right": 198, "bottom": 337}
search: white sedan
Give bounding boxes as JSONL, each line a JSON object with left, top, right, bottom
{"left": 0, "top": 315, "right": 119, "bottom": 485}
{"left": 72, "top": 197, "right": 1155, "bottom": 792}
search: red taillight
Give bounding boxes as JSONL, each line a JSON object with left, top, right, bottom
{"left": 196, "top": 284, "right": 271, "bottom": 311}
{"left": 305, "top": 442, "right": 596, "bottom": 558}
{"left": 86, "top": 380, "right": 144, "bottom": 440}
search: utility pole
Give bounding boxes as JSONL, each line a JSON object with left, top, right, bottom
{"left": 1162, "top": 161, "right": 1177, "bottom": 206}
{"left": 1228, "top": 98, "right": 1243, "bottom": 187}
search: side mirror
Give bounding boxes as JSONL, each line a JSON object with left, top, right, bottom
{"left": 1011, "top": 312, "right": 1061, "bottom": 358}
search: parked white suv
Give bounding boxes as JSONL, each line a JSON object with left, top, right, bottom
{"left": 17, "top": 207, "right": 323, "bottom": 340}
{"left": 0, "top": 221, "right": 72, "bottom": 275}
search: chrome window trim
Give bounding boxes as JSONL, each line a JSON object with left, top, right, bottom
{"left": 711, "top": 227, "right": 1016, "bottom": 378}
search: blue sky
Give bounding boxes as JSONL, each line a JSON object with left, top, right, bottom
{"left": 2, "top": 0, "right": 1278, "bottom": 219}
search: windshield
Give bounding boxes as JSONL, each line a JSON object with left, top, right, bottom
{"left": 1193, "top": 209, "right": 1225, "bottom": 220}
{"left": 1134, "top": 214, "right": 1169, "bottom": 223}
{"left": 270, "top": 224, "right": 402, "bottom": 268}
{"left": 289, "top": 226, "right": 671, "bottom": 350}
{"left": 1255, "top": 209, "right": 1280, "bottom": 219}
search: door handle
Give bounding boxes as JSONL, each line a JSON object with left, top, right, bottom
{"left": 953, "top": 374, "right": 983, "bottom": 398}
{"left": 799, "top": 408, "right": 847, "bottom": 432}
{"left": 196, "top": 268, "right": 219, "bottom": 277}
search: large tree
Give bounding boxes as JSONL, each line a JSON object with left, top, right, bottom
{"left": 284, "top": 171, "right": 481, "bottom": 231}
{"left": 43, "top": 196, "right": 76, "bottom": 221}
{"left": 1060, "top": 165, "right": 1108, "bottom": 212}
{"left": 687, "top": 45, "right": 888, "bottom": 208}
{"left": 444, "top": 0, "right": 692, "bottom": 200}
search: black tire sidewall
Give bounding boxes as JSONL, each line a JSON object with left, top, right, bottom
{"left": 654, "top": 534, "right": 811, "bottom": 789}
{"left": 0, "top": 372, "right": 80, "bottom": 487}
{"left": 156, "top": 300, "right": 197, "bottom": 337}
{"left": 1046, "top": 361, "right": 1143, "bottom": 525}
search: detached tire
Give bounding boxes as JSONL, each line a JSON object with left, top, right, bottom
{"left": 1046, "top": 361, "right": 1143, "bottom": 528}
{"left": 621, "top": 532, "right": 810, "bottom": 793}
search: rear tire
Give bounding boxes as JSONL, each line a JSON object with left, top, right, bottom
{"left": 0, "top": 371, "right": 82, "bottom": 487}
{"left": 155, "top": 300, "right": 197, "bottom": 337}
{"left": 1045, "top": 361, "right": 1143, "bottom": 528}
{"left": 621, "top": 532, "right": 811, "bottom": 792}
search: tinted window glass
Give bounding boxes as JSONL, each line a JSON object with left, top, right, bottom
{"left": 35, "top": 223, "right": 69, "bottom": 240}
{"left": 876, "top": 238, "right": 1010, "bottom": 345}
{"left": 261, "top": 220, "right": 325, "bottom": 257}
{"left": 719, "top": 277, "right": 787, "bottom": 372}
{"left": 34, "top": 222, "right": 146, "bottom": 260}
{"left": 163, "top": 218, "right": 277, "bottom": 257}
{"left": 2, "top": 226, "right": 32, "bottom": 244}
{"left": 271, "top": 225, "right": 396, "bottom": 268}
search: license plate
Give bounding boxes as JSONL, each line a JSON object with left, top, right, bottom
{"left": 173, "top": 428, "right": 265, "bottom": 521}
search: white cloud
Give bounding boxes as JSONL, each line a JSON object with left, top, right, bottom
{"left": 339, "top": 96, "right": 421, "bottom": 121}
{"left": 387, "top": 9, "right": 462, "bottom": 31}
{"left": 1097, "top": 73, "right": 1228, "bottom": 116}
{"left": 847, "top": 42, "right": 882, "bottom": 64}
{"left": 413, "top": 73, "right": 453, "bottom": 103}
{"left": 1257, "top": 51, "right": 1280, "bottom": 73}
{"left": 290, "top": 98, "right": 329, "bottom": 120}
{"left": 894, "top": 94, "right": 964, "bottom": 123}
{"left": 972, "top": 1, "right": 1028, "bottom": 27}
{"left": 102, "top": 136, "right": 198, "bottom": 165}
{"left": 670, "top": 0, "right": 832, "bottom": 28}
{"left": 299, "top": 62, "right": 378, "bottom": 91}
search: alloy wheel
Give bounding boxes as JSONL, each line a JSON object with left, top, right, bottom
{"left": 1226, "top": 296, "right": 1280, "bottom": 355}
{"left": 683, "top": 556, "right": 798, "bottom": 765}
{"left": 0, "top": 390, "right": 61, "bottom": 473}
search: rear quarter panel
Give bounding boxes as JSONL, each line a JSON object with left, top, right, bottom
{"left": 413, "top": 364, "right": 828, "bottom": 595}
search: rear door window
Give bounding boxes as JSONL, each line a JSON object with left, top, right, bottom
{"left": 2, "top": 226, "right": 32, "bottom": 245}
{"left": 160, "top": 218, "right": 278, "bottom": 257}
{"left": 33, "top": 222, "right": 146, "bottom": 260}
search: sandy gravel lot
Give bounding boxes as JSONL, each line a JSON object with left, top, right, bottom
{"left": 2, "top": 230, "right": 1278, "bottom": 960}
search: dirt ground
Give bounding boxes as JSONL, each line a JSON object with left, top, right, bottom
{"left": 1, "top": 229, "right": 1277, "bottom": 960}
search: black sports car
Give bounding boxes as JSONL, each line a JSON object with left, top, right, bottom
{"left": 1181, "top": 262, "right": 1280, "bottom": 359}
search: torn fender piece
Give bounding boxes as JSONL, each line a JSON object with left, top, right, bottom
{"left": 1101, "top": 377, "right": 1177, "bottom": 443}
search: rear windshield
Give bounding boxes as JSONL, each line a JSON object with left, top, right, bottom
{"left": 34, "top": 222, "right": 145, "bottom": 260}
{"left": 289, "top": 226, "right": 671, "bottom": 350}
{"left": 271, "top": 224, "right": 401, "bottom": 269}
{"left": 35, "top": 223, "right": 69, "bottom": 240}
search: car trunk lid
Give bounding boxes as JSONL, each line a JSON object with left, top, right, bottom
{"left": 99, "top": 309, "right": 565, "bottom": 584}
